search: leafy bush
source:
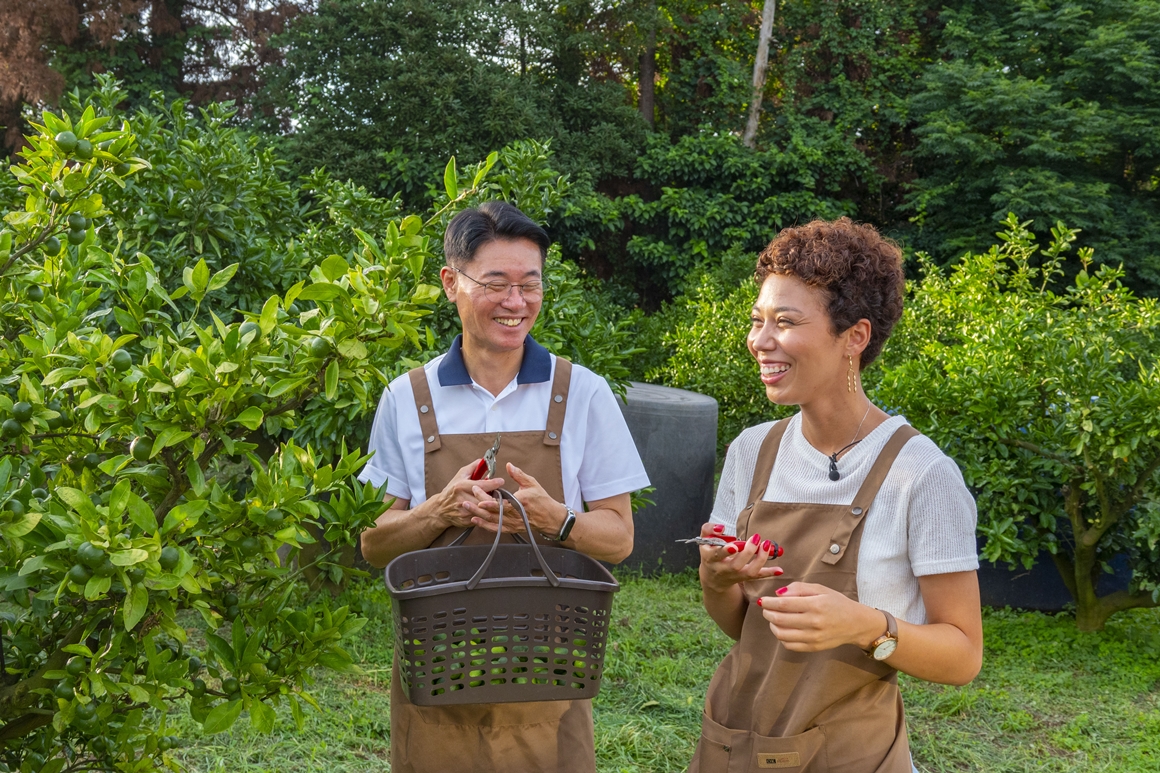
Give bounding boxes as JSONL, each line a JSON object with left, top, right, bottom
{"left": 0, "top": 89, "right": 453, "bottom": 769}
{"left": 876, "top": 215, "right": 1160, "bottom": 630}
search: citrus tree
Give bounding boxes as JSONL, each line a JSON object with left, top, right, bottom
{"left": 877, "top": 215, "right": 1160, "bottom": 631}
{"left": 0, "top": 94, "right": 460, "bottom": 769}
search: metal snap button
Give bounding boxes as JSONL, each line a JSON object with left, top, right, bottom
{"left": 852, "top": 506, "right": 863, "bottom": 515}
{"left": 420, "top": 405, "right": 429, "bottom": 414}
{"left": 548, "top": 432, "right": 558, "bottom": 439}
{"left": 829, "top": 544, "right": 841, "bottom": 554}
{"left": 554, "top": 394, "right": 563, "bottom": 403}
{"left": 426, "top": 435, "right": 435, "bottom": 443}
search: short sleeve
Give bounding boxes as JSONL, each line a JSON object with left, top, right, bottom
{"left": 574, "top": 380, "right": 650, "bottom": 503}
{"left": 907, "top": 455, "right": 980, "bottom": 577}
{"left": 709, "top": 441, "right": 741, "bottom": 534}
{"left": 356, "top": 384, "right": 413, "bottom": 501}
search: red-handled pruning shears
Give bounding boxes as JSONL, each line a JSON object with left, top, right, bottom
{"left": 470, "top": 435, "right": 502, "bottom": 481}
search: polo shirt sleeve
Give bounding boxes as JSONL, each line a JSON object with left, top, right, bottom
{"left": 357, "top": 381, "right": 413, "bottom": 502}
{"left": 575, "top": 379, "right": 651, "bottom": 503}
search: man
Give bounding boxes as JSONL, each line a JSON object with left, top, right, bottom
{"left": 358, "top": 200, "right": 650, "bottom": 773}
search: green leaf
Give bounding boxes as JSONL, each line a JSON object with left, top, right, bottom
{"left": 297, "top": 283, "right": 346, "bottom": 301}
{"left": 124, "top": 582, "right": 148, "bottom": 630}
{"left": 205, "top": 632, "right": 235, "bottom": 669}
{"left": 250, "top": 698, "right": 276, "bottom": 733}
{"left": 161, "top": 500, "right": 208, "bottom": 535}
{"left": 231, "top": 406, "right": 265, "bottom": 430}
{"left": 321, "top": 255, "right": 349, "bottom": 282}
{"left": 267, "top": 376, "right": 310, "bottom": 398}
{"left": 127, "top": 494, "right": 156, "bottom": 533}
{"left": 325, "top": 360, "right": 339, "bottom": 400}
{"left": 111, "top": 548, "right": 149, "bottom": 566}
{"left": 207, "top": 263, "right": 239, "bottom": 292}
{"left": 444, "top": 156, "right": 458, "bottom": 200}
{"left": 259, "top": 296, "right": 280, "bottom": 335}
{"left": 202, "top": 699, "right": 244, "bottom": 734}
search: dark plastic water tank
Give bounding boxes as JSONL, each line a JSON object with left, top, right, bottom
{"left": 617, "top": 382, "right": 718, "bottom": 574}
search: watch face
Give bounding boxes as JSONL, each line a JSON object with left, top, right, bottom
{"left": 872, "top": 638, "right": 897, "bottom": 661}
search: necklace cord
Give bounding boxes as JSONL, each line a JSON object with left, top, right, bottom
{"left": 827, "top": 400, "right": 873, "bottom": 481}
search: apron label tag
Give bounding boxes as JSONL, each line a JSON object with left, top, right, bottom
{"left": 758, "top": 752, "right": 801, "bottom": 768}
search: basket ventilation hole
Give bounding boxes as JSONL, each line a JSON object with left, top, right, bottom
{"left": 417, "top": 574, "right": 433, "bottom": 585}
{"left": 435, "top": 571, "right": 450, "bottom": 581}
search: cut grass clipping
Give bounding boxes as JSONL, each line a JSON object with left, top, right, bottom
{"left": 170, "top": 572, "right": 1160, "bottom": 772}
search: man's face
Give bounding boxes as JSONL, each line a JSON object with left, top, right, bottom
{"left": 440, "top": 238, "right": 544, "bottom": 355}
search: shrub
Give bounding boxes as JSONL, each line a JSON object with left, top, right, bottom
{"left": 0, "top": 87, "right": 451, "bottom": 769}
{"left": 877, "top": 215, "right": 1160, "bottom": 630}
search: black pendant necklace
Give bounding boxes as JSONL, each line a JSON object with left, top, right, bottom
{"left": 827, "top": 401, "right": 872, "bottom": 481}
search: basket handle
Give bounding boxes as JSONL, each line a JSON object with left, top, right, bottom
{"left": 465, "top": 489, "right": 561, "bottom": 590}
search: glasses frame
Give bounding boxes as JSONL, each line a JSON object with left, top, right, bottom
{"left": 452, "top": 266, "right": 547, "bottom": 302}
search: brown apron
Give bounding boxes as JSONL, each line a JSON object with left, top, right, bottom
{"left": 690, "top": 418, "right": 920, "bottom": 773}
{"left": 389, "top": 358, "right": 596, "bottom": 773}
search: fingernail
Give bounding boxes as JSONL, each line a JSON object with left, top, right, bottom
{"left": 776, "top": 545, "right": 784, "bottom": 557}
{"left": 723, "top": 536, "right": 739, "bottom": 543}
{"left": 712, "top": 524, "right": 725, "bottom": 533}
{"left": 750, "top": 534, "right": 761, "bottom": 545}
{"left": 761, "top": 540, "right": 771, "bottom": 553}
{"left": 776, "top": 587, "right": 788, "bottom": 596}
{"left": 726, "top": 545, "right": 738, "bottom": 555}
{"left": 755, "top": 598, "right": 763, "bottom": 607}
{"left": 773, "top": 568, "right": 783, "bottom": 576}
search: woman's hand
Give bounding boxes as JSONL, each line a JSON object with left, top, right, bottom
{"left": 699, "top": 522, "right": 783, "bottom": 593}
{"left": 757, "top": 582, "right": 884, "bottom": 652}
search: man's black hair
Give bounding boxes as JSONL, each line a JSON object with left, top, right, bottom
{"left": 443, "top": 201, "right": 550, "bottom": 267}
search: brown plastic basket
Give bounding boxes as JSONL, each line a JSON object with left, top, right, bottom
{"left": 385, "top": 489, "right": 619, "bottom": 706}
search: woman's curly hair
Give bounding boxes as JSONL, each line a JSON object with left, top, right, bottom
{"left": 755, "top": 217, "right": 904, "bottom": 366}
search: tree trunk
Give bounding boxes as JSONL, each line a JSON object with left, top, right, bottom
{"left": 743, "top": 0, "right": 777, "bottom": 149}
{"left": 639, "top": 1, "right": 657, "bottom": 128}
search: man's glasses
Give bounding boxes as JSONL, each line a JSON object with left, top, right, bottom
{"left": 453, "top": 267, "right": 546, "bottom": 303}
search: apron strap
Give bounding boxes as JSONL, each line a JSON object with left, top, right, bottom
{"left": 821, "top": 423, "right": 920, "bottom": 566}
{"left": 408, "top": 367, "right": 442, "bottom": 454}
{"left": 737, "top": 418, "right": 792, "bottom": 538}
{"left": 542, "top": 357, "right": 572, "bottom": 447}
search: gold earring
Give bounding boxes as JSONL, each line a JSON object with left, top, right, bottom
{"left": 847, "top": 354, "right": 854, "bottom": 393}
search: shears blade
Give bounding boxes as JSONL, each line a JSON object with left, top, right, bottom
{"left": 483, "top": 434, "right": 501, "bottom": 480}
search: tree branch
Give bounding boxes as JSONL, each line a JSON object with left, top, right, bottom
{"left": 994, "top": 436, "right": 1081, "bottom": 471}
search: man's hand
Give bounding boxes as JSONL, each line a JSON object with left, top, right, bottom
{"left": 432, "top": 459, "right": 506, "bottom": 529}
{"left": 463, "top": 463, "right": 569, "bottom": 537}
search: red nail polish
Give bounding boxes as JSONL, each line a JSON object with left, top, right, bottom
{"left": 761, "top": 540, "right": 771, "bottom": 553}
{"left": 750, "top": 534, "right": 761, "bottom": 545}
{"left": 712, "top": 524, "right": 725, "bottom": 533}
{"left": 773, "top": 569, "right": 783, "bottom": 576}
{"left": 776, "top": 545, "right": 785, "bottom": 557}
{"left": 723, "top": 535, "right": 739, "bottom": 543}
{"left": 756, "top": 598, "right": 763, "bottom": 607}
{"left": 726, "top": 545, "right": 738, "bottom": 555}
{"left": 776, "top": 587, "right": 788, "bottom": 596}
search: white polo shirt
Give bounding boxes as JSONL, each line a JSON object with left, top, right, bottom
{"left": 357, "top": 335, "right": 650, "bottom": 511}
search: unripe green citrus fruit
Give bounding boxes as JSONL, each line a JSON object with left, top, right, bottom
{"left": 130, "top": 436, "right": 152, "bottom": 461}
{"left": 83, "top": 452, "right": 100, "bottom": 469}
{"left": 94, "top": 557, "right": 115, "bottom": 577}
{"left": 307, "top": 337, "right": 331, "bottom": 358}
{"left": 110, "top": 350, "right": 132, "bottom": 372}
{"left": 190, "top": 677, "right": 207, "bottom": 697}
{"left": 55, "top": 681, "right": 75, "bottom": 700}
{"left": 113, "top": 162, "right": 131, "bottom": 175}
{"left": 55, "top": 131, "right": 78, "bottom": 153}
{"left": 68, "top": 564, "right": 92, "bottom": 584}
{"left": 7, "top": 498, "right": 24, "bottom": 516}
{"left": 67, "top": 214, "right": 89, "bottom": 230}
{"left": 239, "top": 321, "right": 261, "bottom": 341}
{"left": 66, "top": 656, "right": 87, "bottom": 677}
{"left": 43, "top": 236, "right": 61, "bottom": 254}
{"left": 238, "top": 536, "right": 260, "bottom": 556}
{"left": 264, "top": 508, "right": 284, "bottom": 528}
{"left": 75, "top": 139, "right": 93, "bottom": 160}
{"left": 1, "top": 419, "right": 22, "bottom": 438}
{"left": 67, "top": 229, "right": 86, "bottom": 245}
{"left": 12, "top": 401, "right": 32, "bottom": 421}
{"left": 26, "top": 285, "right": 45, "bottom": 302}
{"left": 159, "top": 546, "right": 180, "bottom": 571}
{"left": 31, "top": 487, "right": 48, "bottom": 500}
{"left": 78, "top": 542, "right": 105, "bottom": 568}
{"left": 221, "top": 677, "right": 240, "bottom": 695}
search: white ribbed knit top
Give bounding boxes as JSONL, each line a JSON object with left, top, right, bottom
{"left": 709, "top": 413, "right": 979, "bottom": 625}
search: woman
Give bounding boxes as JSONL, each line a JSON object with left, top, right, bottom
{"left": 690, "top": 218, "right": 982, "bottom": 772}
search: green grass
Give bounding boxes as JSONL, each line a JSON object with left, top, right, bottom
{"left": 170, "top": 572, "right": 1160, "bottom": 772}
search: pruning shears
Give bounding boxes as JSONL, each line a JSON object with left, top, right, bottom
{"left": 676, "top": 535, "right": 784, "bottom": 557}
{"left": 470, "top": 435, "right": 502, "bottom": 481}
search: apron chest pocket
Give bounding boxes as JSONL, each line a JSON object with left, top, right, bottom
{"left": 694, "top": 718, "right": 827, "bottom": 772}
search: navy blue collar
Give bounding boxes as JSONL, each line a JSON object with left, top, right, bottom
{"left": 437, "top": 335, "right": 552, "bottom": 387}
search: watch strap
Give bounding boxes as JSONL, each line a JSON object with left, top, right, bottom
{"left": 555, "top": 506, "right": 576, "bottom": 542}
{"left": 868, "top": 609, "right": 898, "bottom": 655}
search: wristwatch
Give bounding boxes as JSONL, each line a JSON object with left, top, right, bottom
{"left": 553, "top": 505, "right": 577, "bottom": 542}
{"left": 867, "top": 609, "right": 898, "bottom": 661}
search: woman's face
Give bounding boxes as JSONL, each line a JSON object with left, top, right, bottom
{"left": 747, "top": 273, "right": 849, "bottom": 406}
